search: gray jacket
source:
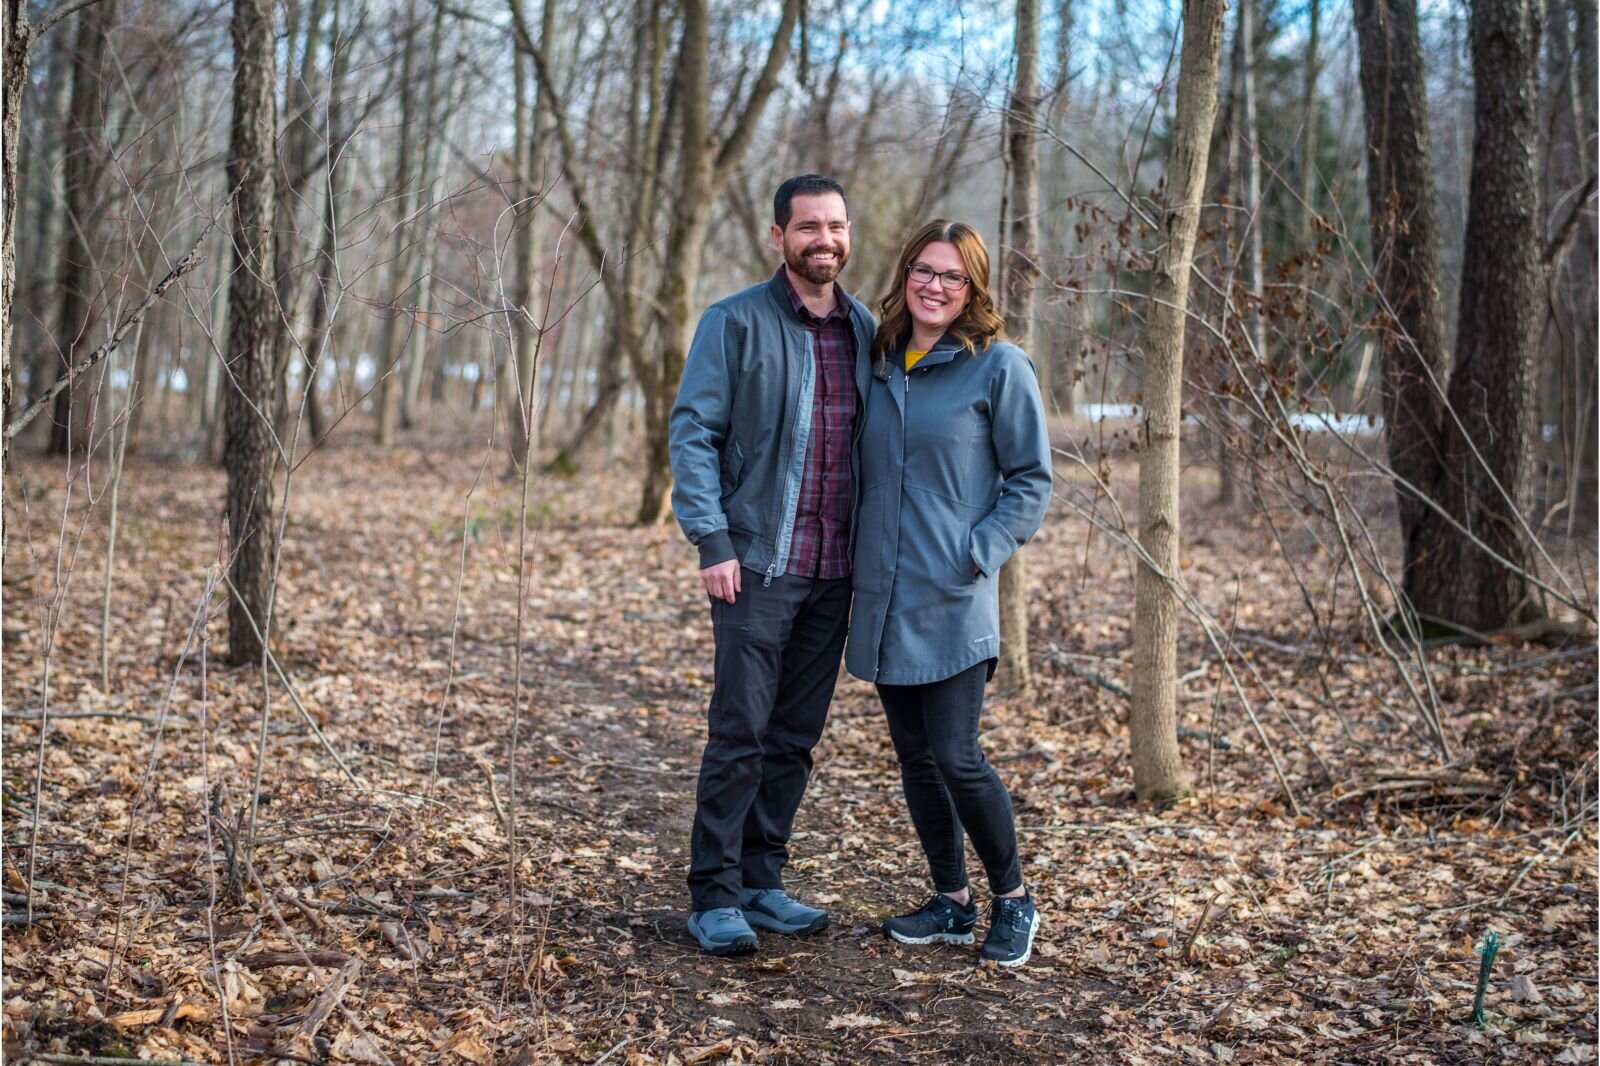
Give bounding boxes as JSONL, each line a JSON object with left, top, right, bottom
{"left": 669, "top": 271, "right": 876, "bottom": 578}
{"left": 845, "top": 336, "right": 1053, "bottom": 685}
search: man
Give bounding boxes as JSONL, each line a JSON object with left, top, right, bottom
{"left": 669, "top": 174, "right": 874, "bottom": 956}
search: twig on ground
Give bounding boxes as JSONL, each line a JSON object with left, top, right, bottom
{"left": 1182, "top": 895, "right": 1217, "bottom": 963}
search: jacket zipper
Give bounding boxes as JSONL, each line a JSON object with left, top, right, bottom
{"left": 764, "top": 563, "right": 776, "bottom": 587}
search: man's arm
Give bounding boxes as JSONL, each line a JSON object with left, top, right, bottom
{"left": 669, "top": 307, "right": 742, "bottom": 595}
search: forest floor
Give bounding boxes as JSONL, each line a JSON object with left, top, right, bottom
{"left": 2, "top": 426, "right": 1597, "bottom": 1065}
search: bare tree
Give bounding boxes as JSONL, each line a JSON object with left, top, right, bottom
{"left": 375, "top": 2, "right": 422, "bottom": 447}
{"left": 634, "top": 0, "right": 802, "bottom": 523}
{"left": 1358, "top": 0, "right": 1553, "bottom": 633}
{"left": 1354, "top": 0, "right": 1449, "bottom": 608}
{"left": 224, "top": 0, "right": 281, "bottom": 665}
{"left": 1129, "top": 0, "right": 1224, "bottom": 804}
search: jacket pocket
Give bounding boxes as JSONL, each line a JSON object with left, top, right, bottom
{"left": 725, "top": 441, "right": 746, "bottom": 484}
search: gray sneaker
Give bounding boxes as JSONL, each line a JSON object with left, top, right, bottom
{"left": 740, "top": 888, "right": 829, "bottom": 935}
{"left": 687, "top": 908, "right": 759, "bottom": 956}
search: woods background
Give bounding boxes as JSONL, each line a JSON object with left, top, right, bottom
{"left": 1, "top": 0, "right": 1597, "bottom": 1062}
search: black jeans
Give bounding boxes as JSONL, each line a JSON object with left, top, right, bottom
{"left": 877, "top": 660, "right": 1022, "bottom": 896}
{"left": 687, "top": 571, "right": 851, "bottom": 911}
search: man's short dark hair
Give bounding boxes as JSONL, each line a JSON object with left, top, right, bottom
{"left": 774, "top": 174, "right": 847, "bottom": 230}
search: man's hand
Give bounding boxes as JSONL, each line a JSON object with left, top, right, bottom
{"left": 701, "top": 559, "right": 742, "bottom": 604}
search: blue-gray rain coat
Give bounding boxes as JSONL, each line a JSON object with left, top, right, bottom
{"left": 845, "top": 336, "right": 1053, "bottom": 686}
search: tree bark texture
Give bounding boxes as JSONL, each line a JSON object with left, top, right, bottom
{"left": 1353, "top": 0, "right": 1451, "bottom": 603}
{"left": 996, "top": 0, "right": 1041, "bottom": 695}
{"left": 1358, "top": 0, "right": 1550, "bottom": 631}
{"left": 2, "top": 0, "right": 32, "bottom": 425}
{"left": 1408, "top": 0, "right": 1544, "bottom": 628}
{"left": 1129, "top": 0, "right": 1224, "bottom": 804}
{"left": 224, "top": 0, "right": 281, "bottom": 666}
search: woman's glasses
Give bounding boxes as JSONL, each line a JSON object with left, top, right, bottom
{"left": 907, "top": 262, "right": 971, "bottom": 291}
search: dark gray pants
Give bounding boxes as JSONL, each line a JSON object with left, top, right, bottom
{"left": 877, "top": 660, "right": 1023, "bottom": 896}
{"left": 687, "top": 571, "right": 850, "bottom": 911}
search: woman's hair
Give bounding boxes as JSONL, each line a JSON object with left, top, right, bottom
{"left": 872, "top": 219, "right": 1006, "bottom": 368}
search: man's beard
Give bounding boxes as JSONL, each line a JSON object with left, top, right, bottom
{"left": 785, "top": 244, "right": 848, "bottom": 286}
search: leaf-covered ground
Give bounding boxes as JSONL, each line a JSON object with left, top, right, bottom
{"left": 3, "top": 432, "right": 1596, "bottom": 1064}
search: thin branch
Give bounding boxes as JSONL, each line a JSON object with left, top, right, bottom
{"left": 32, "top": 0, "right": 115, "bottom": 39}
{"left": 6, "top": 203, "right": 226, "bottom": 439}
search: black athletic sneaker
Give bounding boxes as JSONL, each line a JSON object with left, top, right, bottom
{"left": 882, "top": 893, "right": 979, "bottom": 945}
{"left": 980, "top": 892, "right": 1040, "bottom": 967}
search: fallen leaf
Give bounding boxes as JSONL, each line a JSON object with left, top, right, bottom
{"left": 1509, "top": 974, "right": 1542, "bottom": 1003}
{"left": 826, "top": 1014, "right": 888, "bottom": 1030}
{"left": 443, "top": 1029, "right": 495, "bottom": 1065}
{"left": 682, "top": 1038, "right": 734, "bottom": 1063}
{"left": 106, "top": 1002, "right": 209, "bottom": 1030}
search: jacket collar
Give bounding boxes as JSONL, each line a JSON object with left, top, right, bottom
{"left": 876, "top": 333, "right": 966, "bottom": 379}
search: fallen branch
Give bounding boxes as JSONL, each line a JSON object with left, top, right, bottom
{"left": 6, "top": 710, "right": 183, "bottom": 726}
{"left": 299, "top": 956, "right": 362, "bottom": 1038}
{"left": 1417, "top": 614, "right": 1593, "bottom": 650}
{"left": 28, "top": 1049, "right": 211, "bottom": 1056}
{"left": 240, "top": 949, "right": 351, "bottom": 969}
{"left": 1329, "top": 768, "right": 1502, "bottom": 805}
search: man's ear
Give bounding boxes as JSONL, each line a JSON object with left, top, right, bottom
{"left": 770, "top": 222, "right": 784, "bottom": 250}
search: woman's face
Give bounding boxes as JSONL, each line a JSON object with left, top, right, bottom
{"left": 904, "top": 240, "right": 971, "bottom": 341}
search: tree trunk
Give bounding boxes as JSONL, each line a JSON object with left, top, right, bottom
{"left": 375, "top": 2, "right": 420, "bottom": 446}
{"left": 637, "top": 0, "right": 801, "bottom": 524}
{"left": 1129, "top": 0, "right": 1224, "bottom": 805}
{"left": 400, "top": 7, "right": 460, "bottom": 432}
{"left": 995, "top": 0, "right": 1041, "bottom": 696}
{"left": 504, "top": 0, "right": 556, "bottom": 470}
{"left": 48, "top": 3, "right": 115, "bottom": 455}
{"left": 303, "top": 0, "right": 353, "bottom": 447}
{"left": 224, "top": 0, "right": 281, "bottom": 666}
{"left": 272, "top": 0, "right": 328, "bottom": 440}
{"left": 1354, "top": 0, "right": 1451, "bottom": 604}
{"left": 547, "top": 0, "right": 662, "bottom": 473}
{"left": 1407, "top": 0, "right": 1545, "bottom": 629}
{"left": 1298, "top": 0, "right": 1320, "bottom": 245}
{"left": 2, "top": 1, "right": 32, "bottom": 429}
{"left": 16, "top": 32, "right": 72, "bottom": 422}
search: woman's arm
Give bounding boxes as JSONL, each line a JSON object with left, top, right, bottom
{"left": 969, "top": 346, "right": 1053, "bottom": 578}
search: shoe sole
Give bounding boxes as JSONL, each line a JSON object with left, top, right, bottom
{"left": 745, "top": 910, "right": 828, "bottom": 936}
{"left": 983, "top": 909, "right": 1040, "bottom": 968}
{"left": 688, "top": 919, "right": 759, "bottom": 957}
{"left": 885, "top": 929, "right": 976, "bottom": 946}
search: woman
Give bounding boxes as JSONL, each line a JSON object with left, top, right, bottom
{"left": 846, "top": 220, "right": 1052, "bottom": 967}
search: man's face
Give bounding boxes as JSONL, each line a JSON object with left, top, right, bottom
{"left": 772, "top": 192, "right": 851, "bottom": 287}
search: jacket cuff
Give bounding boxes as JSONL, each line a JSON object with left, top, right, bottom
{"left": 969, "top": 522, "right": 1018, "bottom": 578}
{"left": 696, "top": 530, "right": 737, "bottom": 569}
